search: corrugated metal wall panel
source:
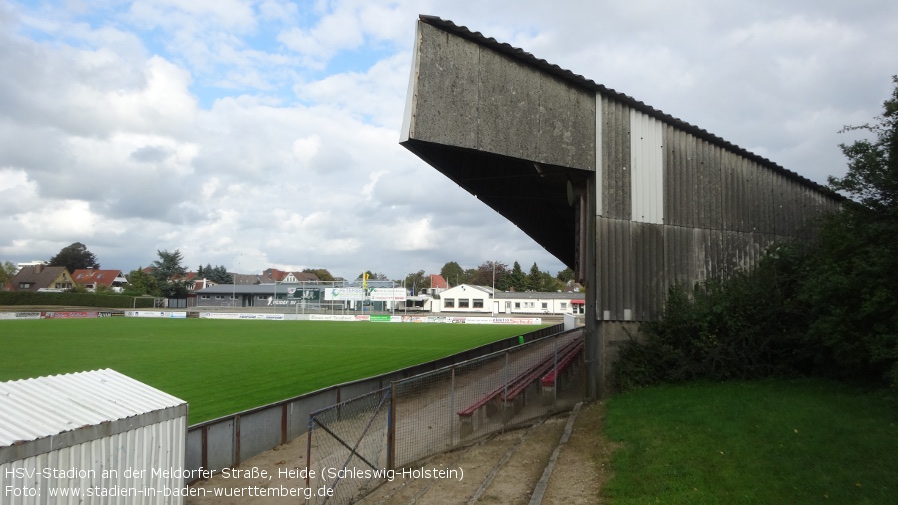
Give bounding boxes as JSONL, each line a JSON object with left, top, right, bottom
{"left": 696, "top": 227, "right": 710, "bottom": 283}
{"left": 695, "top": 139, "right": 710, "bottom": 229}
{"left": 761, "top": 162, "right": 776, "bottom": 234}
{"left": 720, "top": 150, "right": 736, "bottom": 231}
{"left": 745, "top": 158, "right": 759, "bottom": 233}
{"left": 614, "top": 218, "right": 632, "bottom": 320}
{"left": 727, "top": 156, "right": 742, "bottom": 232}
{"left": 631, "top": 222, "right": 664, "bottom": 320}
{"left": 630, "top": 110, "right": 664, "bottom": 224}
{"left": 600, "top": 97, "right": 631, "bottom": 220}
{"left": 593, "top": 92, "right": 842, "bottom": 322}
{"left": 595, "top": 93, "right": 604, "bottom": 216}
{"left": 771, "top": 166, "right": 784, "bottom": 234}
{"left": 596, "top": 217, "right": 631, "bottom": 320}
{"left": 663, "top": 226, "right": 693, "bottom": 289}
{"left": 662, "top": 125, "right": 681, "bottom": 227}
{"left": 1, "top": 417, "right": 186, "bottom": 505}
{"left": 686, "top": 133, "right": 701, "bottom": 228}
{"left": 707, "top": 144, "right": 723, "bottom": 230}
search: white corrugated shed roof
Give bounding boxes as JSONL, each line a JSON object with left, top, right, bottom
{"left": 0, "top": 368, "right": 186, "bottom": 447}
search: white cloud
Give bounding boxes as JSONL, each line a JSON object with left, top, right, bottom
{"left": 2, "top": 0, "right": 897, "bottom": 280}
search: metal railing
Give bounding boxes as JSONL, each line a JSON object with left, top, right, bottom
{"left": 305, "top": 328, "right": 585, "bottom": 504}
{"left": 184, "top": 324, "right": 564, "bottom": 478}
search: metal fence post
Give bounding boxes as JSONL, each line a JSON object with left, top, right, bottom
{"left": 306, "top": 415, "right": 314, "bottom": 488}
{"left": 449, "top": 366, "right": 456, "bottom": 447}
{"left": 553, "top": 334, "right": 559, "bottom": 406}
{"left": 502, "top": 352, "right": 509, "bottom": 431}
{"left": 387, "top": 382, "right": 397, "bottom": 470}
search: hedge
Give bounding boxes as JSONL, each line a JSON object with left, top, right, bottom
{"left": 0, "top": 291, "right": 157, "bottom": 309}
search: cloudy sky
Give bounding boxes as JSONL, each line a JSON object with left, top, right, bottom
{"left": 2, "top": 0, "right": 896, "bottom": 280}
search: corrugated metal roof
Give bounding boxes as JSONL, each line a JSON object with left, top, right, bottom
{"left": 418, "top": 15, "right": 843, "bottom": 201}
{"left": 0, "top": 369, "right": 185, "bottom": 447}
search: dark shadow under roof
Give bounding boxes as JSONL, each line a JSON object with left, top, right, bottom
{"left": 401, "top": 140, "right": 588, "bottom": 269}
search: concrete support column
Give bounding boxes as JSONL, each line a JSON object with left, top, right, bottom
{"left": 585, "top": 173, "right": 599, "bottom": 400}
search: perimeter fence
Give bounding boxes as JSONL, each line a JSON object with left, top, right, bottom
{"left": 307, "top": 327, "right": 585, "bottom": 504}
{"left": 185, "top": 324, "right": 564, "bottom": 478}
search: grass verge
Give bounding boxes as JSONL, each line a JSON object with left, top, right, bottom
{"left": 0, "top": 318, "right": 544, "bottom": 424}
{"left": 602, "top": 379, "right": 897, "bottom": 504}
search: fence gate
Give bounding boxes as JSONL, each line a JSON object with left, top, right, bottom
{"left": 307, "top": 387, "right": 392, "bottom": 505}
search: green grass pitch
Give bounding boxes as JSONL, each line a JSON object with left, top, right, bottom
{"left": 0, "top": 318, "right": 546, "bottom": 424}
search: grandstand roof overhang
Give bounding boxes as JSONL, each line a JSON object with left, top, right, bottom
{"left": 401, "top": 142, "right": 585, "bottom": 268}
{"left": 400, "top": 16, "right": 842, "bottom": 270}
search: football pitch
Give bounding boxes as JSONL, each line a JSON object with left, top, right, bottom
{"left": 0, "top": 318, "right": 547, "bottom": 424}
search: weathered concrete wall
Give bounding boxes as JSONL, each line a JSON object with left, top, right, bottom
{"left": 407, "top": 21, "right": 595, "bottom": 171}
{"left": 595, "top": 321, "right": 641, "bottom": 397}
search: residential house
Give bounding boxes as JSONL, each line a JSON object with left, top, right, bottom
{"left": 9, "top": 265, "right": 74, "bottom": 292}
{"left": 436, "top": 284, "right": 585, "bottom": 315}
{"left": 72, "top": 268, "right": 129, "bottom": 292}
{"left": 260, "top": 268, "right": 320, "bottom": 284}
{"left": 437, "top": 284, "right": 494, "bottom": 312}
{"left": 429, "top": 274, "right": 449, "bottom": 290}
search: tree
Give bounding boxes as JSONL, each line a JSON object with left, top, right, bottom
{"left": 151, "top": 249, "right": 187, "bottom": 282}
{"left": 542, "top": 272, "right": 564, "bottom": 292}
{"left": 0, "top": 261, "right": 16, "bottom": 287}
{"left": 303, "top": 268, "right": 334, "bottom": 281}
{"left": 800, "top": 76, "right": 898, "bottom": 386}
{"left": 468, "top": 261, "right": 508, "bottom": 289}
{"left": 440, "top": 261, "right": 465, "bottom": 287}
{"left": 125, "top": 268, "right": 160, "bottom": 296}
{"left": 403, "top": 270, "right": 430, "bottom": 295}
{"left": 48, "top": 242, "right": 99, "bottom": 273}
{"left": 198, "top": 264, "right": 232, "bottom": 284}
{"left": 556, "top": 267, "right": 575, "bottom": 283}
{"left": 526, "top": 262, "right": 544, "bottom": 291}
{"left": 150, "top": 249, "right": 188, "bottom": 299}
{"left": 508, "top": 261, "right": 527, "bottom": 291}
{"left": 829, "top": 75, "right": 898, "bottom": 214}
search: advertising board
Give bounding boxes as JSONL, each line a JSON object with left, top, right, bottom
{"left": 199, "top": 312, "right": 283, "bottom": 320}
{"left": 323, "top": 287, "right": 366, "bottom": 301}
{"left": 369, "top": 288, "right": 407, "bottom": 301}
{"left": 309, "top": 314, "right": 358, "bottom": 321}
{"left": 0, "top": 312, "right": 42, "bottom": 320}
{"left": 125, "top": 311, "right": 187, "bottom": 318}
{"left": 43, "top": 311, "right": 98, "bottom": 319}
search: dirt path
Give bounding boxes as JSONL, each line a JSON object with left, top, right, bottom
{"left": 187, "top": 402, "right": 612, "bottom": 505}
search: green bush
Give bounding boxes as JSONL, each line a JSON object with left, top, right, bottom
{"left": 0, "top": 291, "right": 156, "bottom": 308}
{"left": 614, "top": 244, "right": 810, "bottom": 391}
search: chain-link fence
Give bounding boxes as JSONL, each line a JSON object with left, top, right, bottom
{"left": 307, "top": 387, "right": 392, "bottom": 504}
{"left": 306, "top": 328, "right": 585, "bottom": 505}
{"left": 392, "top": 328, "right": 584, "bottom": 467}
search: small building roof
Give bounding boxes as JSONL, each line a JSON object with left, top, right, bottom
{"left": 198, "top": 284, "right": 281, "bottom": 295}
{"left": 429, "top": 274, "right": 449, "bottom": 289}
{"left": 440, "top": 284, "right": 584, "bottom": 300}
{"left": 0, "top": 369, "right": 186, "bottom": 450}
{"left": 9, "top": 265, "right": 70, "bottom": 292}
{"left": 71, "top": 268, "right": 126, "bottom": 288}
